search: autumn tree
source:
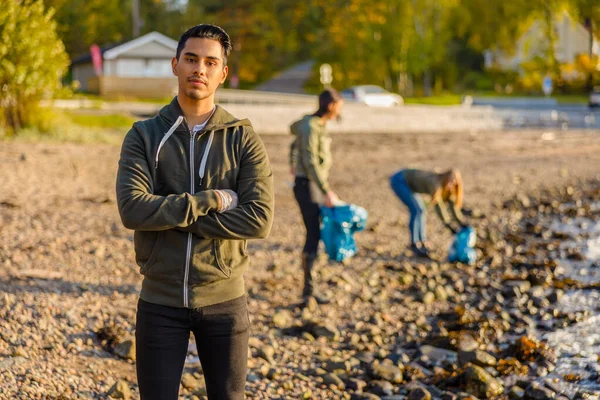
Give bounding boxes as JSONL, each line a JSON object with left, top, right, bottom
{"left": 0, "top": 0, "right": 69, "bottom": 133}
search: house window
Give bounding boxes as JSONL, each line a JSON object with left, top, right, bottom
{"left": 116, "top": 58, "right": 173, "bottom": 77}
{"left": 116, "top": 59, "right": 146, "bottom": 77}
{"left": 146, "top": 60, "right": 172, "bottom": 77}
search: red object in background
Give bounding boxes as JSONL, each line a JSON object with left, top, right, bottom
{"left": 229, "top": 74, "right": 239, "bottom": 89}
{"left": 90, "top": 44, "right": 102, "bottom": 76}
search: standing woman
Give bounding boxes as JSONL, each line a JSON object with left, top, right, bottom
{"left": 289, "top": 89, "right": 344, "bottom": 305}
{"left": 390, "top": 168, "right": 466, "bottom": 258}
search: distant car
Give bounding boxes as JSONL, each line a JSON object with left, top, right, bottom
{"left": 590, "top": 87, "right": 600, "bottom": 108}
{"left": 341, "top": 85, "right": 403, "bottom": 107}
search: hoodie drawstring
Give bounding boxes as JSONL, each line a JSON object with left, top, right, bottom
{"left": 155, "top": 115, "right": 184, "bottom": 169}
{"left": 198, "top": 131, "right": 215, "bottom": 184}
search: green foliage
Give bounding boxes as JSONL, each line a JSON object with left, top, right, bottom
{"left": 67, "top": 112, "right": 137, "bottom": 129}
{"left": 403, "top": 94, "right": 462, "bottom": 105}
{"left": 32, "top": 0, "right": 600, "bottom": 98}
{"left": 0, "top": 0, "right": 70, "bottom": 133}
{"left": 461, "top": 72, "right": 495, "bottom": 92}
{"left": 1, "top": 109, "right": 126, "bottom": 145}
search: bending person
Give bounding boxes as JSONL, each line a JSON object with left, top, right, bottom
{"left": 390, "top": 168, "right": 465, "bottom": 257}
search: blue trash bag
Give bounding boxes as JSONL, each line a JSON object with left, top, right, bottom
{"left": 448, "top": 226, "right": 477, "bottom": 265}
{"left": 320, "top": 204, "right": 368, "bottom": 262}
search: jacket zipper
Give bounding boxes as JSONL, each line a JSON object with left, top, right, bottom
{"left": 183, "top": 130, "right": 196, "bottom": 308}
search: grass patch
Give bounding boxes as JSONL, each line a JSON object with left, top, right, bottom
{"left": 403, "top": 94, "right": 463, "bottom": 105}
{"left": 9, "top": 126, "right": 125, "bottom": 145}
{"left": 64, "top": 92, "right": 171, "bottom": 104}
{"left": 0, "top": 110, "right": 129, "bottom": 145}
{"left": 403, "top": 92, "right": 589, "bottom": 106}
{"left": 67, "top": 112, "right": 137, "bottom": 129}
{"left": 552, "top": 95, "right": 588, "bottom": 105}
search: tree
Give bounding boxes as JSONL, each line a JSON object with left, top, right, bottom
{"left": 44, "top": 0, "right": 131, "bottom": 57}
{"left": 0, "top": 0, "right": 69, "bottom": 133}
{"left": 568, "top": 0, "right": 600, "bottom": 89}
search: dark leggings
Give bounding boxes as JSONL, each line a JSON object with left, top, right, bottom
{"left": 293, "top": 177, "right": 322, "bottom": 255}
{"left": 135, "top": 296, "right": 249, "bottom": 400}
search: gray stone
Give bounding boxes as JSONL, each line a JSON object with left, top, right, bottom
{"left": 323, "top": 373, "right": 345, "bottom": 389}
{"left": 370, "top": 362, "right": 403, "bottom": 384}
{"left": 419, "top": 345, "right": 458, "bottom": 364}
{"left": 107, "top": 380, "right": 132, "bottom": 400}
{"left": 0, "top": 356, "right": 27, "bottom": 369}
{"left": 422, "top": 292, "right": 436, "bottom": 305}
{"left": 307, "top": 323, "right": 339, "bottom": 340}
{"left": 435, "top": 286, "right": 448, "bottom": 301}
{"left": 457, "top": 333, "right": 480, "bottom": 352}
{"left": 351, "top": 394, "right": 382, "bottom": 400}
{"left": 325, "top": 358, "right": 349, "bottom": 372}
{"left": 504, "top": 280, "right": 532, "bottom": 297}
{"left": 399, "top": 273, "right": 415, "bottom": 286}
{"left": 524, "top": 383, "right": 555, "bottom": 400}
{"left": 347, "top": 378, "right": 367, "bottom": 392}
{"left": 441, "top": 392, "right": 458, "bottom": 400}
{"left": 181, "top": 373, "right": 203, "bottom": 391}
{"left": 272, "top": 309, "right": 293, "bottom": 328}
{"left": 547, "top": 290, "right": 564, "bottom": 304}
{"left": 464, "top": 363, "right": 504, "bottom": 398}
{"left": 408, "top": 386, "right": 431, "bottom": 400}
{"left": 509, "top": 387, "right": 525, "bottom": 399}
{"left": 356, "top": 351, "right": 375, "bottom": 364}
{"left": 257, "top": 345, "right": 275, "bottom": 363}
{"left": 113, "top": 340, "right": 135, "bottom": 361}
{"left": 370, "top": 380, "right": 395, "bottom": 396}
{"left": 458, "top": 350, "right": 497, "bottom": 368}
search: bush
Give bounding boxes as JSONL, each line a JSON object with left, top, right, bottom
{"left": 0, "top": 1, "right": 70, "bottom": 134}
{"left": 461, "top": 71, "right": 495, "bottom": 91}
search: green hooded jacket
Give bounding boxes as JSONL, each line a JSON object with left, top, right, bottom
{"left": 289, "top": 115, "right": 332, "bottom": 193}
{"left": 116, "top": 97, "right": 274, "bottom": 308}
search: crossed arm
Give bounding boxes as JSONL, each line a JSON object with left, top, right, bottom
{"left": 116, "top": 125, "right": 274, "bottom": 240}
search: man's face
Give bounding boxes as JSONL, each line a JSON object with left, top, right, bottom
{"left": 172, "top": 37, "right": 228, "bottom": 101}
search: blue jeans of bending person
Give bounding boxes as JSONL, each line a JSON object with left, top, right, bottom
{"left": 390, "top": 171, "right": 426, "bottom": 245}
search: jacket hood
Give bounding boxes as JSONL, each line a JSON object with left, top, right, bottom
{"left": 290, "top": 114, "right": 318, "bottom": 136}
{"left": 159, "top": 96, "right": 252, "bottom": 132}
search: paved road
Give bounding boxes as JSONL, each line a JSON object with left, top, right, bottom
{"left": 486, "top": 105, "right": 600, "bottom": 129}
{"left": 471, "top": 97, "right": 600, "bottom": 129}
{"left": 50, "top": 94, "right": 600, "bottom": 132}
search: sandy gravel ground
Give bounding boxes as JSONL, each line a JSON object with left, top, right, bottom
{"left": 1, "top": 128, "right": 599, "bottom": 399}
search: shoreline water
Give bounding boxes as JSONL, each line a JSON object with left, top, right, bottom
{"left": 541, "top": 215, "right": 600, "bottom": 395}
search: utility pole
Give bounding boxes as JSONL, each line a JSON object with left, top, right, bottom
{"left": 132, "top": 0, "right": 141, "bottom": 38}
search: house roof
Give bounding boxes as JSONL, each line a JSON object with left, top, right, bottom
{"left": 104, "top": 31, "right": 177, "bottom": 60}
{"left": 70, "top": 31, "right": 177, "bottom": 66}
{"left": 71, "top": 42, "right": 121, "bottom": 65}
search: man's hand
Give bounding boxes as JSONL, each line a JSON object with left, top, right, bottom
{"left": 215, "top": 189, "right": 239, "bottom": 213}
{"left": 290, "top": 166, "right": 295, "bottom": 176}
{"left": 324, "top": 190, "right": 339, "bottom": 208}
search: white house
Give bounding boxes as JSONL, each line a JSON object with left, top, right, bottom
{"left": 71, "top": 31, "right": 178, "bottom": 97}
{"left": 488, "top": 11, "right": 600, "bottom": 73}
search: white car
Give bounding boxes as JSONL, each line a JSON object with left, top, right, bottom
{"left": 341, "top": 85, "right": 404, "bottom": 107}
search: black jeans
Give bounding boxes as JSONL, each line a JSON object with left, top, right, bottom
{"left": 135, "top": 295, "right": 249, "bottom": 400}
{"left": 293, "top": 177, "right": 322, "bottom": 255}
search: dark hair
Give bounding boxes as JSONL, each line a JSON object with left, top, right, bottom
{"left": 315, "top": 88, "right": 342, "bottom": 117}
{"left": 176, "top": 24, "right": 232, "bottom": 65}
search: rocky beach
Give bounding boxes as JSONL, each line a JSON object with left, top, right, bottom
{"left": 1, "top": 128, "right": 600, "bottom": 399}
